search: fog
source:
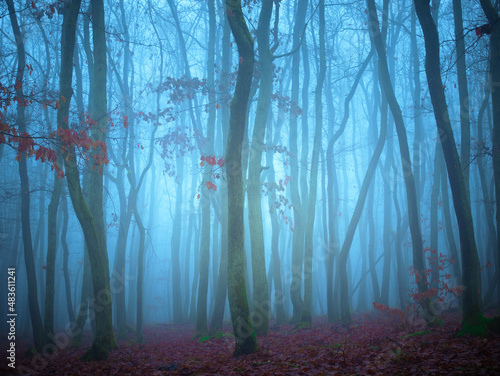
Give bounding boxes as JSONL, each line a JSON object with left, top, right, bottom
{"left": 0, "top": 0, "right": 499, "bottom": 370}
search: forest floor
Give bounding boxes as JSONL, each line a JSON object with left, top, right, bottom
{"left": 5, "top": 309, "right": 500, "bottom": 375}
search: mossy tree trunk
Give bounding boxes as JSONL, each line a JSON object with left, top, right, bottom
{"left": 59, "top": 0, "right": 116, "bottom": 359}
{"left": 288, "top": 0, "right": 308, "bottom": 324}
{"left": 225, "top": 0, "right": 258, "bottom": 356}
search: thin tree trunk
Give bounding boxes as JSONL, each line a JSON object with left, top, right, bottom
{"left": 288, "top": 0, "right": 308, "bottom": 324}
{"left": 6, "top": 0, "right": 45, "bottom": 352}
{"left": 247, "top": 0, "right": 274, "bottom": 336}
{"left": 301, "top": 0, "right": 325, "bottom": 328}
{"left": 61, "top": 189, "right": 76, "bottom": 323}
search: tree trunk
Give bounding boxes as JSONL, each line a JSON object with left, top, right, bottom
{"left": 171, "top": 154, "right": 184, "bottom": 323}
{"left": 6, "top": 0, "right": 45, "bottom": 352}
{"left": 478, "top": 0, "right": 500, "bottom": 317}
{"left": 430, "top": 140, "right": 442, "bottom": 292}
{"left": 59, "top": 0, "right": 115, "bottom": 359}
{"left": 414, "top": 0, "right": 482, "bottom": 331}
{"left": 44, "top": 160, "right": 63, "bottom": 339}
{"left": 301, "top": 0, "right": 326, "bottom": 328}
{"left": 452, "top": 0, "right": 471, "bottom": 198}
{"left": 369, "top": 0, "right": 440, "bottom": 325}
{"left": 225, "top": 0, "right": 258, "bottom": 356}
{"left": 61, "top": 189, "right": 76, "bottom": 323}
{"left": 288, "top": 0, "right": 308, "bottom": 324}
{"left": 247, "top": 0, "right": 274, "bottom": 336}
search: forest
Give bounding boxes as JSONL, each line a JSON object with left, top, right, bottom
{"left": 1, "top": 0, "right": 500, "bottom": 374}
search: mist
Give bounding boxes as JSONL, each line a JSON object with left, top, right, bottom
{"left": 1, "top": 0, "right": 500, "bottom": 374}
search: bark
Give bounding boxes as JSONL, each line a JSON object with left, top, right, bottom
{"left": 226, "top": 0, "right": 258, "bottom": 356}
{"left": 59, "top": 0, "right": 115, "bottom": 359}
{"left": 71, "top": 241, "right": 94, "bottom": 347}
{"left": 61, "top": 189, "right": 76, "bottom": 323}
{"left": 379, "top": 0, "right": 396, "bottom": 306}
{"left": 440, "top": 152, "right": 462, "bottom": 299}
{"left": 452, "top": 0, "right": 471, "bottom": 198}
{"left": 134, "top": 206, "right": 146, "bottom": 343}
{"left": 392, "top": 162, "right": 408, "bottom": 309}
{"left": 6, "top": 0, "right": 45, "bottom": 352}
{"left": 209, "top": 184, "right": 229, "bottom": 334}
{"left": 288, "top": 0, "right": 308, "bottom": 324}
{"left": 477, "top": 85, "right": 498, "bottom": 304}
{"left": 171, "top": 155, "right": 184, "bottom": 323}
{"left": 478, "top": 0, "right": 500, "bottom": 315}
{"left": 44, "top": 0, "right": 84, "bottom": 339}
{"left": 247, "top": 0, "right": 273, "bottom": 336}
{"left": 430, "top": 140, "right": 442, "bottom": 292}
{"left": 44, "top": 161, "right": 63, "bottom": 338}
{"left": 411, "top": 5, "right": 424, "bottom": 201}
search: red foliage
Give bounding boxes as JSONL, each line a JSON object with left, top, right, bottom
{"left": 373, "top": 302, "right": 407, "bottom": 323}
{"left": 0, "top": 110, "right": 108, "bottom": 178}
{"left": 9, "top": 313, "right": 500, "bottom": 375}
{"left": 152, "top": 76, "right": 208, "bottom": 105}
{"left": 270, "top": 91, "right": 302, "bottom": 117}
{"left": 157, "top": 126, "right": 196, "bottom": 177}
{"left": 199, "top": 154, "right": 225, "bottom": 192}
{"left": 205, "top": 181, "right": 217, "bottom": 191}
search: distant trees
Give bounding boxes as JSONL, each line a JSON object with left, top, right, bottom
{"left": 413, "top": 0, "right": 483, "bottom": 332}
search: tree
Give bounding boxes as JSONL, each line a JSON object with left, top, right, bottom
{"left": 414, "top": 0, "right": 484, "bottom": 333}
{"left": 247, "top": 0, "right": 274, "bottom": 336}
{"left": 301, "top": 0, "right": 325, "bottom": 328}
{"left": 60, "top": 0, "right": 116, "bottom": 359}
{"left": 209, "top": 1, "right": 232, "bottom": 336}
{"left": 225, "top": 0, "right": 258, "bottom": 356}
{"left": 6, "top": 0, "right": 45, "bottom": 352}
{"left": 368, "top": 0, "right": 441, "bottom": 326}
{"left": 286, "top": 0, "right": 308, "bottom": 325}
{"left": 478, "top": 0, "right": 500, "bottom": 316}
